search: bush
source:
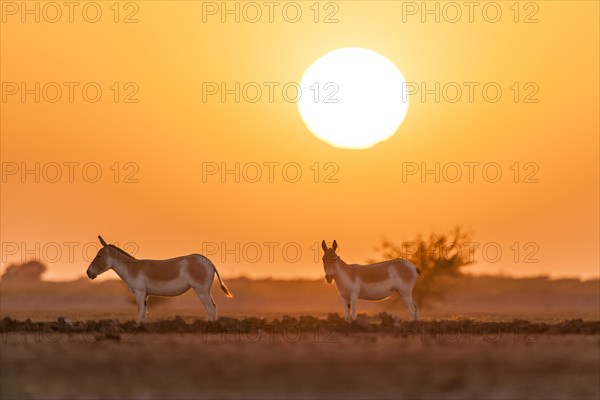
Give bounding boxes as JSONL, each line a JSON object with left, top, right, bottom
{"left": 372, "top": 226, "right": 476, "bottom": 306}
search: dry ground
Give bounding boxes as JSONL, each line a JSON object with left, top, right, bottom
{"left": 1, "top": 316, "right": 599, "bottom": 400}
{"left": 2, "top": 275, "right": 598, "bottom": 399}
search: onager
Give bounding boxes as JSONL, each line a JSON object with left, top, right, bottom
{"left": 86, "top": 236, "right": 232, "bottom": 322}
{"left": 321, "top": 240, "right": 420, "bottom": 321}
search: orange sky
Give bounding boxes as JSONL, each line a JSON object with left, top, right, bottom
{"left": 1, "top": 1, "right": 598, "bottom": 281}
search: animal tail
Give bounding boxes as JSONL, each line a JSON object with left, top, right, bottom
{"left": 213, "top": 265, "right": 233, "bottom": 298}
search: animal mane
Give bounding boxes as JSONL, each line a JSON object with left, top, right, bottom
{"left": 107, "top": 244, "right": 136, "bottom": 259}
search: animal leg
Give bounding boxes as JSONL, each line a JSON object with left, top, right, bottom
{"left": 402, "top": 294, "right": 418, "bottom": 321}
{"left": 194, "top": 288, "right": 217, "bottom": 321}
{"left": 350, "top": 295, "right": 358, "bottom": 321}
{"left": 342, "top": 298, "right": 351, "bottom": 322}
{"left": 135, "top": 291, "right": 147, "bottom": 323}
{"left": 413, "top": 300, "right": 420, "bottom": 320}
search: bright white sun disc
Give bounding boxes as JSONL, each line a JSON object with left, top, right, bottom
{"left": 298, "top": 48, "right": 408, "bottom": 149}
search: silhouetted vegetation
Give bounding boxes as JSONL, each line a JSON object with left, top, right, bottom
{"left": 372, "top": 226, "right": 476, "bottom": 306}
{"left": 1, "top": 315, "right": 598, "bottom": 335}
{"left": 1, "top": 261, "right": 46, "bottom": 282}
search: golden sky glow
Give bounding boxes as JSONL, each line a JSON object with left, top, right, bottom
{"left": 1, "top": 1, "right": 598, "bottom": 280}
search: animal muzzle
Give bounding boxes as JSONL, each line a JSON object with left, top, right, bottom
{"left": 325, "top": 275, "right": 333, "bottom": 284}
{"left": 87, "top": 270, "right": 97, "bottom": 280}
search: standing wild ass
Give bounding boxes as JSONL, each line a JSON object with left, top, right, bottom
{"left": 321, "top": 240, "right": 420, "bottom": 321}
{"left": 86, "top": 236, "right": 232, "bottom": 322}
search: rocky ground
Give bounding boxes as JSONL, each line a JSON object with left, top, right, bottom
{"left": 2, "top": 315, "right": 599, "bottom": 399}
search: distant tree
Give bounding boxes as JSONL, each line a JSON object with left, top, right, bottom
{"left": 371, "top": 226, "right": 477, "bottom": 307}
{"left": 1, "top": 261, "right": 47, "bottom": 282}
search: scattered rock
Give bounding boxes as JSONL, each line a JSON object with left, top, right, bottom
{"left": 0, "top": 317, "right": 597, "bottom": 336}
{"left": 326, "top": 313, "right": 344, "bottom": 324}
{"left": 378, "top": 312, "right": 395, "bottom": 329}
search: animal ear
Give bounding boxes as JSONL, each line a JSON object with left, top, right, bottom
{"left": 98, "top": 236, "right": 107, "bottom": 247}
{"left": 321, "top": 240, "right": 328, "bottom": 251}
{"left": 332, "top": 240, "right": 338, "bottom": 251}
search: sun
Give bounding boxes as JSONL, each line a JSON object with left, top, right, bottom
{"left": 298, "top": 48, "right": 409, "bottom": 149}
